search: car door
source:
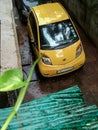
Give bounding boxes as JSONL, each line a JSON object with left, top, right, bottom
{"left": 28, "top": 12, "right": 39, "bottom": 57}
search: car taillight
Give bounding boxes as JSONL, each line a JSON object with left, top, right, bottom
{"left": 76, "top": 44, "right": 82, "bottom": 58}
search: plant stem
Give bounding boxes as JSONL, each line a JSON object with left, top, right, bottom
{"left": 1, "top": 57, "right": 41, "bottom": 130}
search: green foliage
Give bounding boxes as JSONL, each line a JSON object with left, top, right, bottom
{"left": 0, "top": 56, "right": 42, "bottom": 130}
{"left": 0, "top": 69, "right": 27, "bottom": 92}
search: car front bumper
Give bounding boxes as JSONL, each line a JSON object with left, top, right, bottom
{"left": 38, "top": 51, "right": 86, "bottom": 77}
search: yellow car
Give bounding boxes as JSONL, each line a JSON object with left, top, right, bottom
{"left": 27, "top": 2, "right": 85, "bottom": 77}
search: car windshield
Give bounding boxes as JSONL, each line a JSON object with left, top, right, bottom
{"left": 23, "top": 0, "right": 53, "bottom": 8}
{"left": 40, "top": 19, "right": 79, "bottom": 50}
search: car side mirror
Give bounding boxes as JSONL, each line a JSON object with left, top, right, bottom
{"left": 30, "top": 40, "right": 37, "bottom": 47}
{"left": 30, "top": 40, "right": 35, "bottom": 44}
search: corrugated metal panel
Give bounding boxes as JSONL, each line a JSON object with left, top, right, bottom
{"left": 0, "top": 85, "right": 98, "bottom": 129}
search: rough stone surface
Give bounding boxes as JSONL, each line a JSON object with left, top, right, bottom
{"left": 0, "top": 0, "right": 21, "bottom": 74}
{"left": 61, "top": 0, "right": 98, "bottom": 48}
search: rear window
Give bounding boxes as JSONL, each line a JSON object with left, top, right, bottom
{"left": 23, "top": 0, "right": 53, "bottom": 8}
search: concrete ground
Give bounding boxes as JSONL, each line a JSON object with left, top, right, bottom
{"left": 0, "top": 0, "right": 21, "bottom": 108}
{"left": 0, "top": 0, "right": 21, "bottom": 74}
{"left": 14, "top": 6, "right": 98, "bottom": 107}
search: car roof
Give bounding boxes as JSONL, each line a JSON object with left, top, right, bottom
{"left": 31, "top": 2, "right": 69, "bottom": 26}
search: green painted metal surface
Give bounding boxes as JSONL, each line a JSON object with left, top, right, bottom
{"left": 0, "top": 85, "right": 98, "bottom": 129}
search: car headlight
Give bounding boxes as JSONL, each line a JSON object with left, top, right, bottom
{"left": 76, "top": 44, "right": 82, "bottom": 58}
{"left": 42, "top": 56, "right": 52, "bottom": 65}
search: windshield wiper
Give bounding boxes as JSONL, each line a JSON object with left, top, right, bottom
{"left": 51, "top": 43, "right": 65, "bottom": 49}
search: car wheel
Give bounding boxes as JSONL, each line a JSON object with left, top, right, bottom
{"left": 79, "top": 65, "right": 84, "bottom": 70}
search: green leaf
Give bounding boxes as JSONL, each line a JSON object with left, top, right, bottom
{"left": 0, "top": 68, "right": 26, "bottom": 92}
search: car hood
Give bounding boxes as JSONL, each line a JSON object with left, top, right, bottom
{"left": 40, "top": 43, "right": 79, "bottom": 65}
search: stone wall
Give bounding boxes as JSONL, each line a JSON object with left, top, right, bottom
{"left": 0, "top": 0, "right": 21, "bottom": 108}
{"left": 61, "top": 0, "right": 98, "bottom": 48}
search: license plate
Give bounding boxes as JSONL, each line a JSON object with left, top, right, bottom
{"left": 57, "top": 67, "right": 73, "bottom": 74}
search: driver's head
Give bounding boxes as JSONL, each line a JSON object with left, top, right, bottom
{"left": 58, "top": 23, "right": 63, "bottom": 31}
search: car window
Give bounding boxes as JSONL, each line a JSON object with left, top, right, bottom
{"left": 29, "top": 12, "right": 38, "bottom": 48}
{"left": 40, "top": 19, "right": 79, "bottom": 50}
{"left": 23, "top": 0, "right": 53, "bottom": 8}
